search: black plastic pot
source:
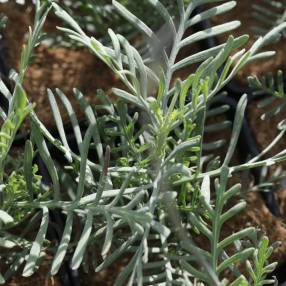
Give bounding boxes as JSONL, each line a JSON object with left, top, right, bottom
{"left": 268, "top": 261, "right": 286, "bottom": 285}
{"left": 0, "top": 37, "right": 10, "bottom": 113}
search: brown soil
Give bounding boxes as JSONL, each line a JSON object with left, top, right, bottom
{"left": 23, "top": 45, "right": 120, "bottom": 126}
{"left": 4, "top": 258, "right": 61, "bottom": 286}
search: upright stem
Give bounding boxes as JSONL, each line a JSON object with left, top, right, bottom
{"left": 162, "top": 3, "right": 194, "bottom": 113}
{"left": 211, "top": 166, "right": 229, "bottom": 274}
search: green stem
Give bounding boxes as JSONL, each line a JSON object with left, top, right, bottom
{"left": 211, "top": 166, "right": 229, "bottom": 275}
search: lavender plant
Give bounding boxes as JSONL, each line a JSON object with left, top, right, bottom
{"left": 0, "top": 0, "right": 286, "bottom": 285}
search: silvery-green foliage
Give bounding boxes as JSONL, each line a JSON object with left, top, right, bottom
{"left": 252, "top": 0, "right": 286, "bottom": 37}
{"left": 7, "top": 0, "right": 188, "bottom": 44}
{"left": 248, "top": 70, "right": 286, "bottom": 146}
{"left": 1, "top": 0, "right": 286, "bottom": 285}
{"left": 249, "top": 70, "right": 285, "bottom": 99}
{"left": 52, "top": 0, "right": 184, "bottom": 36}
{"left": 248, "top": 1, "right": 286, "bottom": 192}
{"left": 0, "top": 84, "right": 33, "bottom": 182}
{"left": 248, "top": 70, "right": 286, "bottom": 192}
